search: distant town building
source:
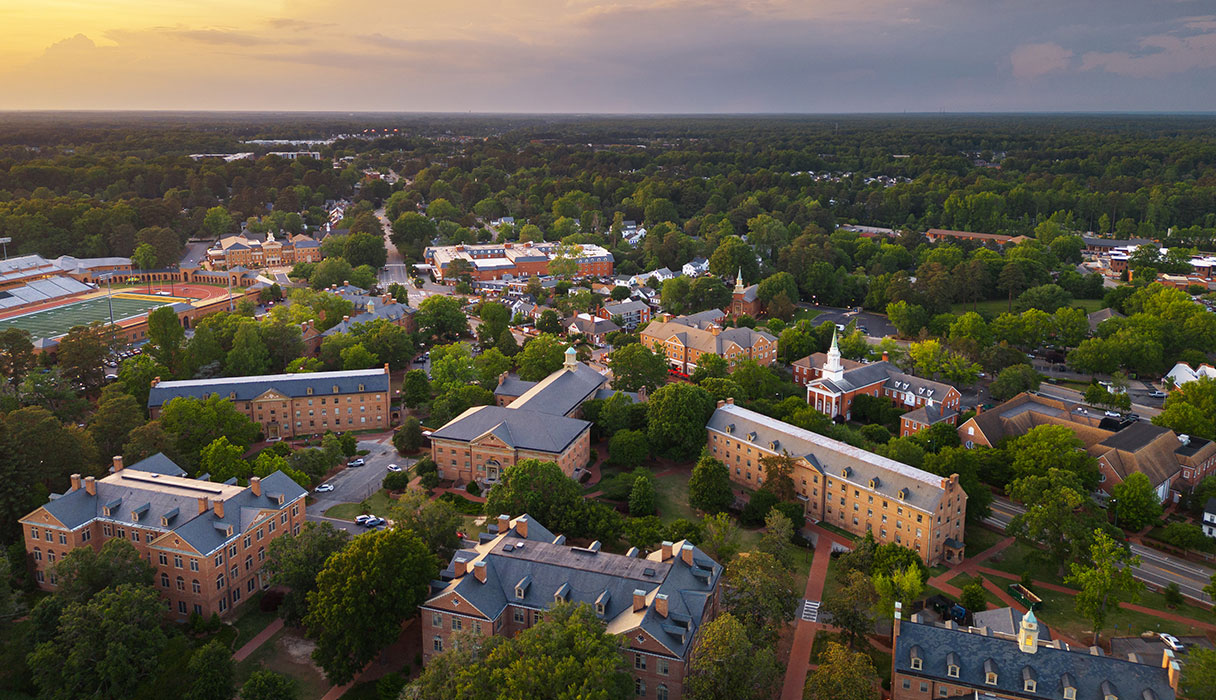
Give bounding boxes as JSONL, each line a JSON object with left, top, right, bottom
{"left": 597, "top": 299, "right": 652, "bottom": 329}
{"left": 1203, "top": 498, "right": 1216, "bottom": 539}
{"left": 729, "top": 270, "right": 761, "bottom": 317}
{"left": 1164, "top": 361, "right": 1216, "bottom": 389}
{"left": 641, "top": 312, "right": 777, "bottom": 374}
{"left": 706, "top": 401, "right": 967, "bottom": 565}
{"left": 681, "top": 257, "right": 709, "bottom": 277}
{"left": 421, "top": 514, "right": 722, "bottom": 700}
{"left": 424, "top": 242, "right": 613, "bottom": 282}
{"left": 924, "top": 228, "right": 1016, "bottom": 246}
{"left": 148, "top": 367, "right": 392, "bottom": 440}
{"left": 565, "top": 313, "right": 620, "bottom": 345}
{"left": 20, "top": 453, "right": 306, "bottom": 620}
{"left": 206, "top": 233, "right": 322, "bottom": 270}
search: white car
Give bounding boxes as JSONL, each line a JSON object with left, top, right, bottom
{"left": 1104, "top": 410, "right": 1122, "bottom": 418}
{"left": 355, "top": 514, "right": 374, "bottom": 525}
{"left": 314, "top": 484, "right": 334, "bottom": 493}
{"left": 1149, "top": 390, "right": 1168, "bottom": 399}
{"left": 387, "top": 464, "right": 403, "bottom": 472}
{"left": 1158, "top": 632, "right": 1185, "bottom": 652}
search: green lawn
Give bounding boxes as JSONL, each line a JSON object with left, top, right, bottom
{"left": 324, "top": 489, "right": 396, "bottom": 520}
{"left": 652, "top": 470, "right": 697, "bottom": 524}
{"left": 1032, "top": 586, "right": 1210, "bottom": 642}
{"left": 980, "top": 538, "right": 1061, "bottom": 584}
{"left": 810, "top": 631, "right": 892, "bottom": 690}
{"left": 792, "top": 308, "right": 822, "bottom": 324}
{"left": 950, "top": 573, "right": 1004, "bottom": 609}
{"left": 963, "top": 522, "right": 1005, "bottom": 557}
{"left": 230, "top": 592, "right": 279, "bottom": 649}
{"left": 235, "top": 628, "right": 330, "bottom": 700}
{"left": 949, "top": 298, "right": 1104, "bottom": 317}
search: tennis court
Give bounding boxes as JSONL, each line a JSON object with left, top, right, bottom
{"left": 0, "top": 294, "right": 179, "bottom": 341}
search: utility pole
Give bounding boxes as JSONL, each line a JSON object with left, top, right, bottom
{"left": 101, "top": 272, "right": 115, "bottom": 329}
{"left": 0, "top": 237, "right": 10, "bottom": 260}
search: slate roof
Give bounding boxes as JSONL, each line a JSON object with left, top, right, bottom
{"left": 708, "top": 403, "right": 949, "bottom": 512}
{"left": 429, "top": 405, "right": 590, "bottom": 454}
{"left": 494, "top": 374, "right": 538, "bottom": 399}
{"left": 320, "top": 301, "right": 414, "bottom": 336}
{"left": 122, "top": 452, "right": 187, "bottom": 476}
{"left": 1086, "top": 308, "right": 1124, "bottom": 332}
{"left": 566, "top": 314, "right": 619, "bottom": 336}
{"left": 1082, "top": 236, "right": 1155, "bottom": 250}
{"left": 602, "top": 299, "right": 650, "bottom": 316}
{"left": 507, "top": 362, "right": 610, "bottom": 417}
{"left": 1205, "top": 497, "right": 1216, "bottom": 517}
{"left": 894, "top": 618, "right": 1175, "bottom": 700}
{"left": 737, "top": 284, "right": 759, "bottom": 303}
{"left": 641, "top": 317, "right": 775, "bottom": 355}
{"left": 148, "top": 367, "right": 389, "bottom": 408}
{"left": 806, "top": 358, "right": 958, "bottom": 404}
{"left": 901, "top": 403, "right": 958, "bottom": 427}
{"left": 426, "top": 515, "right": 722, "bottom": 659}
{"left": 25, "top": 458, "right": 305, "bottom": 556}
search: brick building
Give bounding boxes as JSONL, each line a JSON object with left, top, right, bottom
{"left": 640, "top": 312, "right": 777, "bottom": 375}
{"left": 424, "top": 242, "right": 614, "bottom": 282}
{"left": 958, "top": 392, "right": 1216, "bottom": 500}
{"left": 597, "top": 299, "right": 652, "bottom": 329}
{"left": 206, "top": 233, "right": 323, "bottom": 270}
{"left": 19, "top": 453, "right": 306, "bottom": 620}
{"left": 797, "top": 330, "right": 962, "bottom": 436}
{"left": 706, "top": 401, "right": 967, "bottom": 565}
{"left": 891, "top": 606, "right": 1178, "bottom": 700}
{"left": 148, "top": 366, "right": 392, "bottom": 440}
{"left": 728, "top": 269, "right": 761, "bottom": 317}
{"left": 421, "top": 514, "right": 722, "bottom": 700}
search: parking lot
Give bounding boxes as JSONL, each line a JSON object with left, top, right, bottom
{"left": 306, "top": 438, "right": 416, "bottom": 534}
{"left": 1110, "top": 634, "right": 1212, "bottom": 661}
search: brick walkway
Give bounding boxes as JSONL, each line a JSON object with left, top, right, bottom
{"left": 232, "top": 618, "right": 284, "bottom": 662}
{"left": 780, "top": 525, "right": 849, "bottom": 700}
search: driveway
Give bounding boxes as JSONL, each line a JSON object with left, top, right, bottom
{"left": 306, "top": 439, "right": 415, "bottom": 529}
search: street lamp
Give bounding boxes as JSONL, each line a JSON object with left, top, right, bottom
{"left": 98, "top": 272, "right": 116, "bottom": 329}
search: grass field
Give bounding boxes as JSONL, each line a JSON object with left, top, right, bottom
{"left": 324, "top": 490, "right": 396, "bottom": 520}
{"left": 950, "top": 298, "right": 1104, "bottom": 317}
{"left": 0, "top": 292, "right": 181, "bottom": 340}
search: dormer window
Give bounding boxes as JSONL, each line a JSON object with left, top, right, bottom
{"left": 911, "top": 658, "right": 922, "bottom": 670}
{"left": 986, "top": 673, "right": 997, "bottom": 685}
{"left": 869, "top": 477, "right": 880, "bottom": 489}
{"left": 1064, "top": 688, "right": 1076, "bottom": 700}
{"left": 358, "top": 384, "right": 365, "bottom": 392}
{"left": 1025, "top": 680, "right": 1037, "bottom": 693}
{"left": 306, "top": 387, "right": 313, "bottom": 395}
{"left": 515, "top": 586, "right": 525, "bottom": 599}
{"left": 229, "top": 392, "right": 236, "bottom": 400}
{"left": 595, "top": 602, "right": 605, "bottom": 615}
{"left": 948, "top": 665, "right": 959, "bottom": 678}
{"left": 332, "top": 385, "right": 339, "bottom": 393}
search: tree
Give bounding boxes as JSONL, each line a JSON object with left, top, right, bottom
{"left": 402, "top": 369, "right": 431, "bottom": 407}
{"left": 340, "top": 343, "right": 379, "bottom": 370}
{"left": 58, "top": 323, "right": 112, "bottom": 391}
{"left": 758, "top": 452, "right": 797, "bottom": 501}
{"left": 473, "top": 347, "right": 513, "bottom": 389}
{"left": 1153, "top": 376, "right": 1216, "bottom": 440}
{"left": 146, "top": 305, "right": 186, "bottom": 373}
{"left": 1181, "top": 648, "right": 1216, "bottom": 700}
{"left": 342, "top": 230, "right": 388, "bottom": 269}
{"left": 1159, "top": 521, "right": 1210, "bottom": 554}
{"left": 719, "top": 549, "right": 797, "bottom": 641}
{"left": 610, "top": 429, "right": 650, "bottom": 469}
{"left": 0, "top": 328, "right": 35, "bottom": 384}
{"left": 131, "top": 242, "right": 158, "bottom": 271}
{"left": 647, "top": 383, "right": 715, "bottom": 461}
{"left": 203, "top": 206, "right": 233, "bottom": 237}
{"left": 516, "top": 333, "right": 566, "bottom": 381}
{"left": 227, "top": 322, "right": 271, "bottom": 377}
{"left": 684, "top": 613, "right": 781, "bottom": 700}
{"left": 759, "top": 509, "right": 796, "bottom": 567}
{"left": 535, "top": 308, "right": 563, "bottom": 335}
{"left": 872, "top": 565, "right": 925, "bottom": 619}
{"left": 185, "top": 323, "right": 225, "bottom": 375}
{"left": 699, "top": 512, "right": 741, "bottom": 564}
{"left": 158, "top": 395, "right": 260, "bottom": 471}
{"left": 606, "top": 343, "right": 666, "bottom": 393}
{"left": 989, "top": 364, "right": 1041, "bottom": 401}
{"left": 87, "top": 386, "right": 143, "bottom": 462}
{"left": 306, "top": 527, "right": 439, "bottom": 684}
{"left": 404, "top": 603, "right": 632, "bottom": 700}
{"left": 628, "top": 471, "right": 656, "bottom": 516}
{"left": 393, "top": 417, "right": 425, "bottom": 454}
{"left": 803, "top": 642, "right": 879, "bottom": 700}
{"left": 262, "top": 522, "right": 354, "bottom": 625}
{"left": 820, "top": 570, "right": 877, "bottom": 650}
{"left": 29, "top": 583, "right": 167, "bottom": 700}
{"left": 1084, "top": 383, "right": 1132, "bottom": 411}
{"left": 690, "top": 353, "right": 729, "bottom": 383}
{"left": 484, "top": 459, "right": 588, "bottom": 537}
{"left": 416, "top": 295, "right": 468, "bottom": 340}
{"left": 1007, "top": 469, "right": 1100, "bottom": 576}
{"left": 240, "top": 671, "right": 298, "bottom": 700}
{"left": 388, "top": 488, "right": 465, "bottom": 560}
{"left": 1008, "top": 424, "right": 1100, "bottom": 489}
{"left": 1109, "top": 472, "right": 1163, "bottom": 531}
{"left": 260, "top": 321, "right": 306, "bottom": 374}
{"left": 688, "top": 453, "right": 734, "bottom": 514}
{"left": 185, "top": 639, "right": 235, "bottom": 700}
{"left": 496, "top": 327, "right": 520, "bottom": 356}
{"left": 960, "top": 579, "right": 988, "bottom": 613}
{"left": 1065, "top": 529, "right": 1143, "bottom": 644}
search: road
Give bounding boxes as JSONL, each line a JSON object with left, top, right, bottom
{"left": 1031, "top": 382, "right": 1163, "bottom": 419}
{"left": 795, "top": 303, "right": 897, "bottom": 338}
{"left": 986, "top": 497, "right": 1213, "bottom": 604}
{"left": 306, "top": 438, "right": 416, "bottom": 534}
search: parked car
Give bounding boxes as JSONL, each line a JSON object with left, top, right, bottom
{"left": 314, "top": 484, "right": 334, "bottom": 493}
{"left": 348, "top": 458, "right": 365, "bottom": 467}
{"left": 1158, "top": 633, "right": 1185, "bottom": 652}
{"left": 387, "top": 464, "right": 403, "bottom": 472}
{"left": 355, "top": 514, "right": 373, "bottom": 525}
{"left": 1149, "top": 390, "right": 1168, "bottom": 398}
{"left": 1104, "top": 411, "right": 1122, "bottom": 418}
{"left": 363, "top": 517, "right": 385, "bottom": 528}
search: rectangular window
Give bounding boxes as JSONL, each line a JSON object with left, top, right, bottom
{"left": 159, "top": 553, "right": 168, "bottom": 565}
{"left": 452, "top": 617, "right": 462, "bottom": 631}
{"left": 433, "top": 613, "right": 442, "bottom": 627}
{"left": 30, "top": 528, "right": 39, "bottom": 540}
{"left": 634, "top": 654, "right": 646, "bottom": 670}
{"left": 190, "top": 559, "right": 199, "bottom": 572}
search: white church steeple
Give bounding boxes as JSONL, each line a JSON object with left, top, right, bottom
{"left": 824, "top": 326, "right": 844, "bottom": 382}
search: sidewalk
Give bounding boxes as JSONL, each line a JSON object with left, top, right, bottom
{"left": 779, "top": 526, "right": 838, "bottom": 700}
{"left": 233, "top": 618, "right": 284, "bottom": 662}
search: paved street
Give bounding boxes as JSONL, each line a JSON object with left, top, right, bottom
{"left": 986, "top": 497, "right": 1213, "bottom": 604}
{"left": 795, "top": 303, "right": 897, "bottom": 338}
{"left": 1032, "top": 382, "right": 1163, "bottom": 418}
{"left": 306, "top": 438, "right": 415, "bottom": 534}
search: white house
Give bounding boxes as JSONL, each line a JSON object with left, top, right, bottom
{"left": 682, "top": 257, "right": 709, "bottom": 277}
{"left": 1164, "top": 362, "right": 1216, "bottom": 389}
{"left": 1204, "top": 498, "right": 1216, "bottom": 538}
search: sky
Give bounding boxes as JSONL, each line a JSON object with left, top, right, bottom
{"left": 1, "top": 0, "right": 1215, "bottom": 112}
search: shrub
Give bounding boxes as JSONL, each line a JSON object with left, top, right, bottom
{"left": 466, "top": 481, "right": 482, "bottom": 496}
{"left": 382, "top": 471, "right": 410, "bottom": 491}
{"left": 437, "top": 492, "right": 484, "bottom": 515}
{"left": 741, "top": 490, "right": 780, "bottom": 527}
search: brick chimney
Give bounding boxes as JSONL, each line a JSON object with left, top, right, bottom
{"left": 725, "top": 397, "right": 735, "bottom": 405}
{"left": 250, "top": 476, "right": 261, "bottom": 497}
{"left": 680, "top": 543, "right": 694, "bottom": 566}
{"left": 453, "top": 558, "right": 468, "bottom": 577}
{"left": 69, "top": 474, "right": 81, "bottom": 492}
{"left": 516, "top": 515, "right": 529, "bottom": 538}
{"left": 1164, "top": 650, "right": 1180, "bottom": 692}
{"left": 975, "top": 404, "right": 983, "bottom": 415}
{"left": 709, "top": 324, "right": 721, "bottom": 336}
{"left": 716, "top": 399, "right": 726, "bottom": 409}
{"left": 632, "top": 589, "right": 647, "bottom": 612}
{"left": 882, "top": 351, "right": 889, "bottom": 362}
{"left": 112, "top": 455, "right": 123, "bottom": 472}
{"left": 637, "top": 385, "right": 647, "bottom": 402}
{"left": 654, "top": 593, "right": 668, "bottom": 618}
{"left": 660, "top": 541, "right": 674, "bottom": 561}
{"left": 473, "top": 560, "right": 487, "bottom": 583}
{"left": 150, "top": 376, "right": 160, "bottom": 388}
{"left": 198, "top": 496, "right": 209, "bottom": 514}
{"left": 84, "top": 476, "right": 96, "bottom": 495}
{"left": 497, "top": 514, "right": 511, "bottom": 533}
{"left": 342, "top": 315, "right": 349, "bottom": 323}
{"left": 213, "top": 500, "right": 225, "bottom": 519}
{"left": 383, "top": 363, "right": 390, "bottom": 374}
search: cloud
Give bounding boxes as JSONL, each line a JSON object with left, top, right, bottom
{"left": 1010, "top": 42, "right": 1073, "bottom": 80}
{"left": 1081, "top": 28, "right": 1216, "bottom": 77}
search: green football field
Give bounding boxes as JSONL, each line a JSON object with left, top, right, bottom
{"left": 0, "top": 295, "right": 173, "bottom": 341}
